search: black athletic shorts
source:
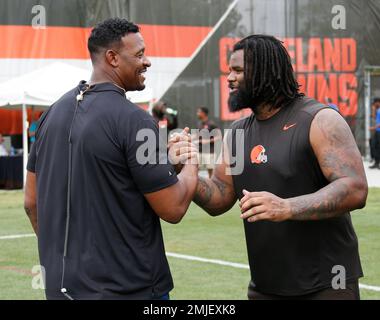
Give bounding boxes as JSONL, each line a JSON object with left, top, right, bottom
{"left": 247, "top": 280, "right": 360, "bottom": 300}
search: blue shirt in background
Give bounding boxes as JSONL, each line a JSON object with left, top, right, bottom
{"left": 29, "top": 121, "right": 38, "bottom": 143}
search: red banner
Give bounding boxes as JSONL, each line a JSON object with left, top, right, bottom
{"left": 219, "top": 37, "right": 358, "bottom": 120}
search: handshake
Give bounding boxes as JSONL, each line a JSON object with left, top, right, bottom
{"left": 168, "top": 127, "right": 199, "bottom": 173}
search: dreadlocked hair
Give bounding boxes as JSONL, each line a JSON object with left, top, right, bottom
{"left": 233, "top": 35, "right": 303, "bottom": 109}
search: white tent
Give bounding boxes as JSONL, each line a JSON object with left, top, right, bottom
{"left": 0, "top": 62, "right": 153, "bottom": 186}
{"left": 0, "top": 62, "right": 91, "bottom": 107}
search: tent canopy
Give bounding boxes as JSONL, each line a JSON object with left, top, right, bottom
{"left": 0, "top": 61, "right": 153, "bottom": 108}
{"left": 0, "top": 62, "right": 91, "bottom": 107}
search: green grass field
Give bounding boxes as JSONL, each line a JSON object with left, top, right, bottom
{"left": 0, "top": 189, "right": 379, "bottom": 300}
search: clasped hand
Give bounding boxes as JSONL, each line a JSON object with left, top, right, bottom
{"left": 168, "top": 127, "right": 199, "bottom": 172}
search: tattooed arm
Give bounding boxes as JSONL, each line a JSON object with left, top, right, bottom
{"left": 288, "top": 108, "right": 368, "bottom": 220}
{"left": 240, "top": 109, "right": 368, "bottom": 222}
{"left": 194, "top": 138, "right": 237, "bottom": 216}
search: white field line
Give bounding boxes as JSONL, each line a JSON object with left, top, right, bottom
{"left": 1, "top": 233, "right": 380, "bottom": 292}
{"left": 166, "top": 252, "right": 249, "bottom": 269}
{"left": 359, "top": 284, "right": 380, "bottom": 292}
{"left": 0, "top": 233, "right": 35, "bottom": 240}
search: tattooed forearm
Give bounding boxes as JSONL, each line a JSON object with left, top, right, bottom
{"left": 193, "top": 176, "right": 236, "bottom": 216}
{"left": 193, "top": 177, "right": 213, "bottom": 207}
{"left": 213, "top": 177, "right": 227, "bottom": 197}
{"left": 289, "top": 180, "right": 350, "bottom": 220}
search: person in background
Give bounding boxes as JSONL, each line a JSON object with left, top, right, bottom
{"left": 152, "top": 100, "right": 178, "bottom": 131}
{"left": 369, "top": 97, "right": 380, "bottom": 169}
{"left": 194, "top": 107, "right": 221, "bottom": 178}
{"left": 327, "top": 103, "right": 339, "bottom": 112}
{"left": 0, "top": 133, "right": 9, "bottom": 156}
{"left": 325, "top": 97, "right": 340, "bottom": 112}
{"left": 28, "top": 107, "right": 39, "bottom": 149}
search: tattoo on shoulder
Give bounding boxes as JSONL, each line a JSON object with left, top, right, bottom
{"left": 315, "top": 111, "right": 361, "bottom": 182}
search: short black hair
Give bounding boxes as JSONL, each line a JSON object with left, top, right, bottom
{"left": 373, "top": 97, "right": 380, "bottom": 104}
{"left": 233, "top": 34, "right": 303, "bottom": 109}
{"left": 88, "top": 18, "right": 139, "bottom": 60}
{"left": 198, "top": 107, "right": 209, "bottom": 115}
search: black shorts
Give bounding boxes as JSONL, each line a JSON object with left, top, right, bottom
{"left": 247, "top": 280, "right": 360, "bottom": 300}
